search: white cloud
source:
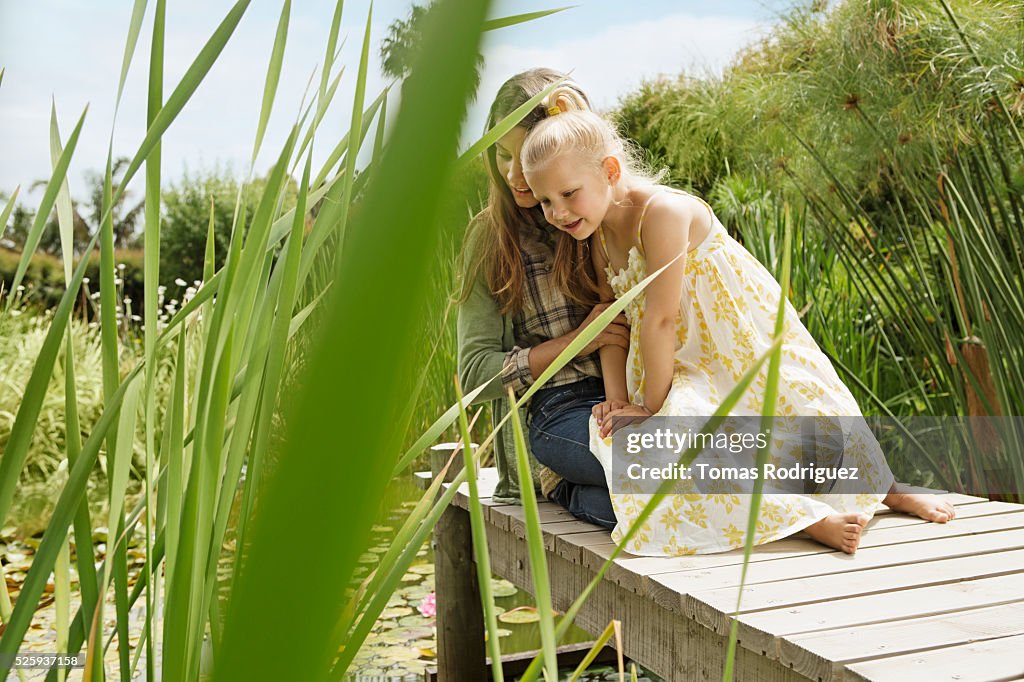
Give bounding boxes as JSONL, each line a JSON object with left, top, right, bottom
{"left": 468, "top": 12, "right": 769, "bottom": 143}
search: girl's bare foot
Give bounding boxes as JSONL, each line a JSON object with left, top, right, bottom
{"left": 884, "top": 486, "right": 956, "bottom": 523}
{"left": 805, "top": 513, "right": 870, "bottom": 554}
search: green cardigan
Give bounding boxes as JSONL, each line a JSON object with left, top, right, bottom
{"left": 456, "top": 256, "right": 559, "bottom": 504}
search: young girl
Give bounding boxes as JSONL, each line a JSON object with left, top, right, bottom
{"left": 520, "top": 90, "right": 956, "bottom": 556}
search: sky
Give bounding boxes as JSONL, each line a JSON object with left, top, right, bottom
{"left": 0, "top": 0, "right": 797, "bottom": 204}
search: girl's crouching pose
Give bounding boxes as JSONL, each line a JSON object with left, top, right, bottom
{"left": 519, "top": 90, "right": 956, "bottom": 556}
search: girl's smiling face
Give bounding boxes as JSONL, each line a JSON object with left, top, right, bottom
{"left": 524, "top": 152, "right": 615, "bottom": 240}
{"left": 494, "top": 127, "right": 537, "bottom": 208}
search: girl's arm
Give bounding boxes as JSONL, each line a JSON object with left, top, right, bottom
{"left": 591, "top": 237, "right": 629, "bottom": 403}
{"left": 635, "top": 196, "right": 693, "bottom": 413}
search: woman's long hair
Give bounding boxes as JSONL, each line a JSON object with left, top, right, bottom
{"left": 459, "top": 68, "right": 602, "bottom": 314}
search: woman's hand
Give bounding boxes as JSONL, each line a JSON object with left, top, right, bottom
{"left": 598, "top": 404, "right": 654, "bottom": 438}
{"left": 592, "top": 399, "right": 631, "bottom": 427}
{"left": 573, "top": 303, "right": 629, "bottom": 356}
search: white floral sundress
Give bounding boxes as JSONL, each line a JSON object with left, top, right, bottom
{"left": 590, "top": 189, "right": 894, "bottom": 556}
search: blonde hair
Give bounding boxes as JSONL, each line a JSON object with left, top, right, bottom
{"left": 521, "top": 106, "right": 663, "bottom": 191}
{"left": 458, "top": 70, "right": 602, "bottom": 313}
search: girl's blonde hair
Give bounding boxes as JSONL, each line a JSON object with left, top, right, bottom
{"left": 521, "top": 99, "right": 663, "bottom": 190}
{"left": 458, "top": 71, "right": 602, "bottom": 313}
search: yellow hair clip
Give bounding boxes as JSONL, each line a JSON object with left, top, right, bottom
{"left": 545, "top": 105, "right": 562, "bottom": 117}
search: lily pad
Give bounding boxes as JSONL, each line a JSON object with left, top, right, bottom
{"left": 398, "top": 614, "right": 432, "bottom": 627}
{"left": 490, "top": 578, "right": 517, "bottom": 598}
{"left": 394, "top": 625, "right": 435, "bottom": 641}
{"left": 497, "top": 606, "right": 541, "bottom": 624}
{"left": 484, "top": 628, "right": 512, "bottom": 640}
{"left": 381, "top": 606, "right": 413, "bottom": 619}
{"left": 407, "top": 564, "right": 434, "bottom": 575}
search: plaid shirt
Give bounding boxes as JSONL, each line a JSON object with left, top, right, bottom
{"left": 502, "top": 214, "right": 602, "bottom": 395}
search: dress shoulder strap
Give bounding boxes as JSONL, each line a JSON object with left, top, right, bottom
{"left": 596, "top": 223, "right": 612, "bottom": 264}
{"left": 634, "top": 188, "right": 664, "bottom": 257}
{"left": 636, "top": 187, "right": 715, "bottom": 256}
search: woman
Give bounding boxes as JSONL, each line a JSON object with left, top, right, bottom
{"left": 457, "top": 69, "right": 626, "bottom": 528}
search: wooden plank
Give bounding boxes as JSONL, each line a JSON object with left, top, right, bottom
{"left": 580, "top": 498, "right": 1017, "bottom": 594}
{"left": 618, "top": 507, "right": 1024, "bottom": 598}
{"left": 672, "top": 605, "right": 810, "bottom": 682}
{"left": 652, "top": 526, "right": 1024, "bottom": 618}
{"left": 735, "top": 571, "right": 1024, "bottom": 658}
{"left": 843, "top": 632, "right": 1024, "bottom": 682}
{"left": 691, "top": 548, "right": 1024, "bottom": 638}
{"left": 555, "top": 530, "right": 614, "bottom": 565}
{"left": 780, "top": 601, "right": 1024, "bottom": 682}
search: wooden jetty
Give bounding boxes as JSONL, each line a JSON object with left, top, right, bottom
{"left": 419, "top": 466, "right": 1024, "bottom": 681}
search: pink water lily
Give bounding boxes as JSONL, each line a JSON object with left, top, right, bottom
{"left": 418, "top": 592, "right": 436, "bottom": 619}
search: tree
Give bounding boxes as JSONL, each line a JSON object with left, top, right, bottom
{"left": 379, "top": 3, "right": 482, "bottom": 98}
{"left": 23, "top": 156, "right": 145, "bottom": 256}
{"left": 160, "top": 168, "right": 298, "bottom": 287}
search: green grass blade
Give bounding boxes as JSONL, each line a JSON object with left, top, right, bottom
{"left": 457, "top": 381, "right": 505, "bottom": 682}
{"left": 55, "top": 541, "right": 70, "bottom": 682}
{"left": 113, "top": 0, "right": 252, "bottom": 207}
{"left": 106, "top": 379, "right": 142, "bottom": 681}
{"left": 235, "top": 153, "right": 312, "bottom": 548}
{"left": 0, "top": 185, "right": 19, "bottom": 242}
{"left": 567, "top": 621, "right": 617, "bottom": 682}
{"left": 318, "top": 0, "right": 345, "bottom": 107}
{"left": 391, "top": 378, "right": 493, "bottom": 475}
{"left": 252, "top": 0, "right": 290, "bottom": 166}
{"left": 482, "top": 6, "right": 573, "bottom": 31}
{"left": 141, "top": 2, "right": 165, "bottom": 676}
{"left": 215, "top": 0, "right": 492, "bottom": 678}
{"left": 509, "top": 386, "right": 559, "bottom": 681}
{"left": 6, "top": 105, "right": 87, "bottom": 303}
{"left": 372, "top": 92, "right": 387, "bottom": 157}
{"left": 722, "top": 206, "right": 792, "bottom": 682}
{"left": 333, "top": 3, "right": 373, "bottom": 255}
{"left": 457, "top": 79, "right": 562, "bottom": 168}
{"left": 163, "top": 324, "right": 188, "bottom": 594}
{"left": 311, "top": 88, "right": 387, "bottom": 189}
{"left": 48, "top": 101, "right": 75, "bottom": 281}
{"left": 114, "top": 0, "right": 149, "bottom": 111}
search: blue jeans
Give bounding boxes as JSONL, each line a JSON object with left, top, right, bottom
{"left": 528, "top": 377, "right": 616, "bottom": 530}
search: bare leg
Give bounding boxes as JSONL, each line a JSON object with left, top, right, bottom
{"left": 883, "top": 482, "right": 956, "bottom": 523}
{"left": 804, "top": 513, "right": 870, "bottom": 554}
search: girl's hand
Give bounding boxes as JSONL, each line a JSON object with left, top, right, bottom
{"left": 574, "top": 303, "right": 629, "bottom": 356}
{"left": 593, "top": 399, "right": 631, "bottom": 426}
{"left": 599, "top": 404, "right": 654, "bottom": 438}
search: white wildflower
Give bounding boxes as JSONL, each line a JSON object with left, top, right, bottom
{"left": 175, "top": 278, "right": 187, "bottom": 287}
{"left": 117, "top": 263, "right": 126, "bottom": 271}
{"left": 114, "top": 278, "right": 123, "bottom": 286}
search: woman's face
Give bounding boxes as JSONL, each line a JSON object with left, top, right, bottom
{"left": 494, "top": 126, "right": 537, "bottom": 208}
